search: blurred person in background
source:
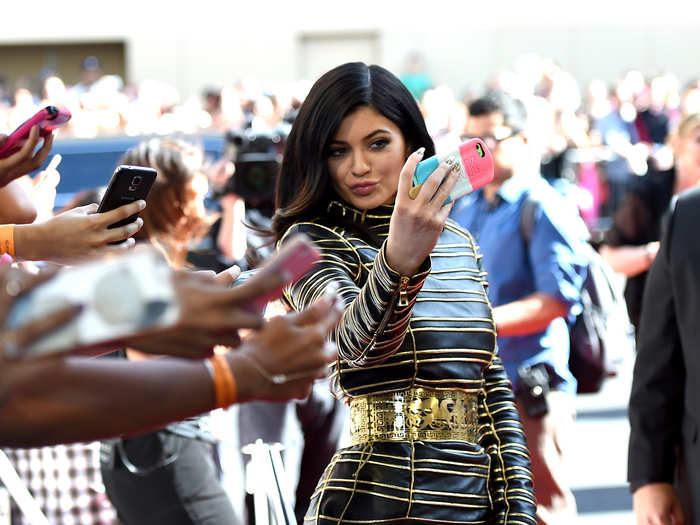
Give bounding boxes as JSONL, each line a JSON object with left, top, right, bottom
{"left": 451, "top": 89, "right": 589, "bottom": 524}
{"left": 98, "top": 137, "right": 247, "bottom": 525}
{"left": 399, "top": 51, "right": 433, "bottom": 101}
{"left": 599, "top": 112, "right": 700, "bottom": 333}
{"left": 69, "top": 55, "right": 103, "bottom": 103}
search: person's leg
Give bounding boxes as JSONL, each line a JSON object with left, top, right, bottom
{"left": 101, "top": 431, "right": 238, "bottom": 525}
{"left": 517, "top": 391, "right": 577, "bottom": 525}
{"left": 294, "top": 383, "right": 349, "bottom": 523}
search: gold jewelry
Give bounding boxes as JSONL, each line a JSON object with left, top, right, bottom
{"left": 350, "top": 387, "right": 479, "bottom": 445}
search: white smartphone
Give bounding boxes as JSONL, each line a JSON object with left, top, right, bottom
{"left": 4, "top": 247, "right": 180, "bottom": 358}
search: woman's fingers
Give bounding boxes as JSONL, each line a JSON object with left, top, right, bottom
{"left": 435, "top": 199, "right": 455, "bottom": 224}
{"left": 396, "top": 148, "right": 425, "bottom": 203}
{"left": 416, "top": 162, "right": 454, "bottom": 205}
{"left": 29, "top": 133, "right": 54, "bottom": 172}
{"left": 93, "top": 200, "right": 146, "bottom": 228}
{"left": 101, "top": 217, "right": 143, "bottom": 244}
{"left": 214, "top": 265, "right": 241, "bottom": 286}
{"left": 429, "top": 167, "right": 459, "bottom": 208}
{"left": 225, "top": 270, "right": 287, "bottom": 306}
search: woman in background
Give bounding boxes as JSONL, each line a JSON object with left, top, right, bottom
{"left": 100, "top": 138, "right": 237, "bottom": 525}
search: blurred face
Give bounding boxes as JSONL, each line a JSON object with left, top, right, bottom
{"left": 327, "top": 106, "right": 409, "bottom": 209}
{"left": 675, "top": 123, "right": 700, "bottom": 189}
{"left": 464, "top": 112, "right": 522, "bottom": 184}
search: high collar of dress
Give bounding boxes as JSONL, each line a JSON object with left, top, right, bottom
{"left": 326, "top": 200, "right": 394, "bottom": 228}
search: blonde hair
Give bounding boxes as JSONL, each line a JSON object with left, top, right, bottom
{"left": 669, "top": 112, "right": 700, "bottom": 150}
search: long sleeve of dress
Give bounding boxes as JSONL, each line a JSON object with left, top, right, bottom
{"left": 281, "top": 221, "right": 431, "bottom": 368}
{"left": 479, "top": 352, "right": 537, "bottom": 524}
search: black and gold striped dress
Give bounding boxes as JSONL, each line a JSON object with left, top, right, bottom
{"left": 282, "top": 200, "right": 537, "bottom": 525}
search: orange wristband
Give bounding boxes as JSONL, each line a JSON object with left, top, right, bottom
{"left": 206, "top": 354, "right": 237, "bottom": 408}
{"left": 0, "top": 225, "right": 15, "bottom": 257}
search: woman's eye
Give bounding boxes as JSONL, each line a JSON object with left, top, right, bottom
{"left": 370, "top": 138, "right": 389, "bottom": 150}
{"left": 327, "top": 148, "right": 346, "bottom": 158}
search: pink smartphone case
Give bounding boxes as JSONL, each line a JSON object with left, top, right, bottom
{"left": 248, "top": 235, "right": 321, "bottom": 312}
{"left": 0, "top": 105, "right": 71, "bottom": 158}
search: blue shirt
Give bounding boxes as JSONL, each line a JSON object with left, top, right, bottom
{"left": 450, "top": 174, "right": 589, "bottom": 394}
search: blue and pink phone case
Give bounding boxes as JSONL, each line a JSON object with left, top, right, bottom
{"left": 412, "top": 138, "right": 494, "bottom": 202}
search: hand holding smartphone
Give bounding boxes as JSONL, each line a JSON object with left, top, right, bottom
{"left": 410, "top": 138, "right": 494, "bottom": 203}
{"left": 235, "top": 234, "right": 321, "bottom": 313}
{"left": 0, "top": 106, "right": 71, "bottom": 159}
{"left": 97, "top": 165, "right": 157, "bottom": 239}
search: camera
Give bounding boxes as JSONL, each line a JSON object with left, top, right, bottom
{"left": 220, "top": 126, "right": 289, "bottom": 214}
{"left": 516, "top": 363, "right": 550, "bottom": 418}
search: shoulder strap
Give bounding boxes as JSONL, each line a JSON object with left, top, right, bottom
{"left": 520, "top": 195, "right": 538, "bottom": 244}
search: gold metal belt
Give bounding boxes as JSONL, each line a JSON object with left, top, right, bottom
{"left": 349, "top": 388, "right": 479, "bottom": 445}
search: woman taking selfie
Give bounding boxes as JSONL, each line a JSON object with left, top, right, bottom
{"left": 274, "top": 62, "right": 536, "bottom": 524}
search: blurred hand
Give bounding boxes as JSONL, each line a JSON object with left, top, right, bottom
{"left": 634, "top": 483, "right": 684, "bottom": 525}
{"left": 128, "top": 263, "right": 286, "bottom": 359}
{"left": 29, "top": 154, "right": 62, "bottom": 223}
{"left": 14, "top": 200, "right": 146, "bottom": 263}
{"left": 230, "top": 292, "right": 343, "bottom": 402}
{"left": 0, "top": 265, "right": 81, "bottom": 360}
{"left": 0, "top": 127, "right": 54, "bottom": 188}
{"left": 386, "top": 148, "right": 458, "bottom": 275}
{"left": 206, "top": 157, "right": 235, "bottom": 192}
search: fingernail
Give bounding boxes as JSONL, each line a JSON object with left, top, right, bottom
{"left": 414, "top": 147, "right": 425, "bottom": 159}
{"left": 137, "top": 200, "right": 146, "bottom": 210}
{"left": 136, "top": 217, "right": 144, "bottom": 227}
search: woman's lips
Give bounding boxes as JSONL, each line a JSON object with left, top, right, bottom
{"left": 350, "top": 182, "right": 377, "bottom": 196}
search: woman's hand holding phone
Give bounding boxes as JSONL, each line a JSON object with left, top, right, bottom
{"left": 385, "top": 148, "right": 459, "bottom": 276}
{"left": 0, "top": 126, "right": 54, "bottom": 189}
{"left": 13, "top": 200, "right": 146, "bottom": 263}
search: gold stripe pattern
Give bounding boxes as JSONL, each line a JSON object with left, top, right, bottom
{"left": 282, "top": 201, "right": 536, "bottom": 524}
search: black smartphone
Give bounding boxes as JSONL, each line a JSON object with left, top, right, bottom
{"left": 97, "top": 165, "right": 157, "bottom": 232}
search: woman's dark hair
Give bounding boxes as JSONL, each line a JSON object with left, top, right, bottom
{"left": 272, "top": 62, "right": 435, "bottom": 239}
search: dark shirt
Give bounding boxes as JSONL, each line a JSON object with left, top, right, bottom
{"left": 603, "top": 168, "right": 675, "bottom": 328}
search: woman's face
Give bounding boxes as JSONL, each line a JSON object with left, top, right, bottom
{"left": 675, "top": 123, "right": 700, "bottom": 187}
{"left": 327, "top": 106, "right": 409, "bottom": 210}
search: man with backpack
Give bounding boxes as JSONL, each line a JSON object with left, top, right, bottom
{"left": 451, "top": 90, "right": 589, "bottom": 524}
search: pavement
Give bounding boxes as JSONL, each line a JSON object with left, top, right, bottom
{"left": 571, "top": 352, "right": 636, "bottom": 524}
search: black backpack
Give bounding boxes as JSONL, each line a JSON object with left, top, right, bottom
{"left": 520, "top": 197, "right": 635, "bottom": 393}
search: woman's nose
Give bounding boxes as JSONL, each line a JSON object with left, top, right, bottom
{"left": 350, "top": 151, "right": 370, "bottom": 176}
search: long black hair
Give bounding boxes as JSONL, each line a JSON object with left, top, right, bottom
{"left": 272, "top": 62, "right": 435, "bottom": 240}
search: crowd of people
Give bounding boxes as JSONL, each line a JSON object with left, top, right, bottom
{"left": 1, "top": 51, "right": 699, "bottom": 525}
